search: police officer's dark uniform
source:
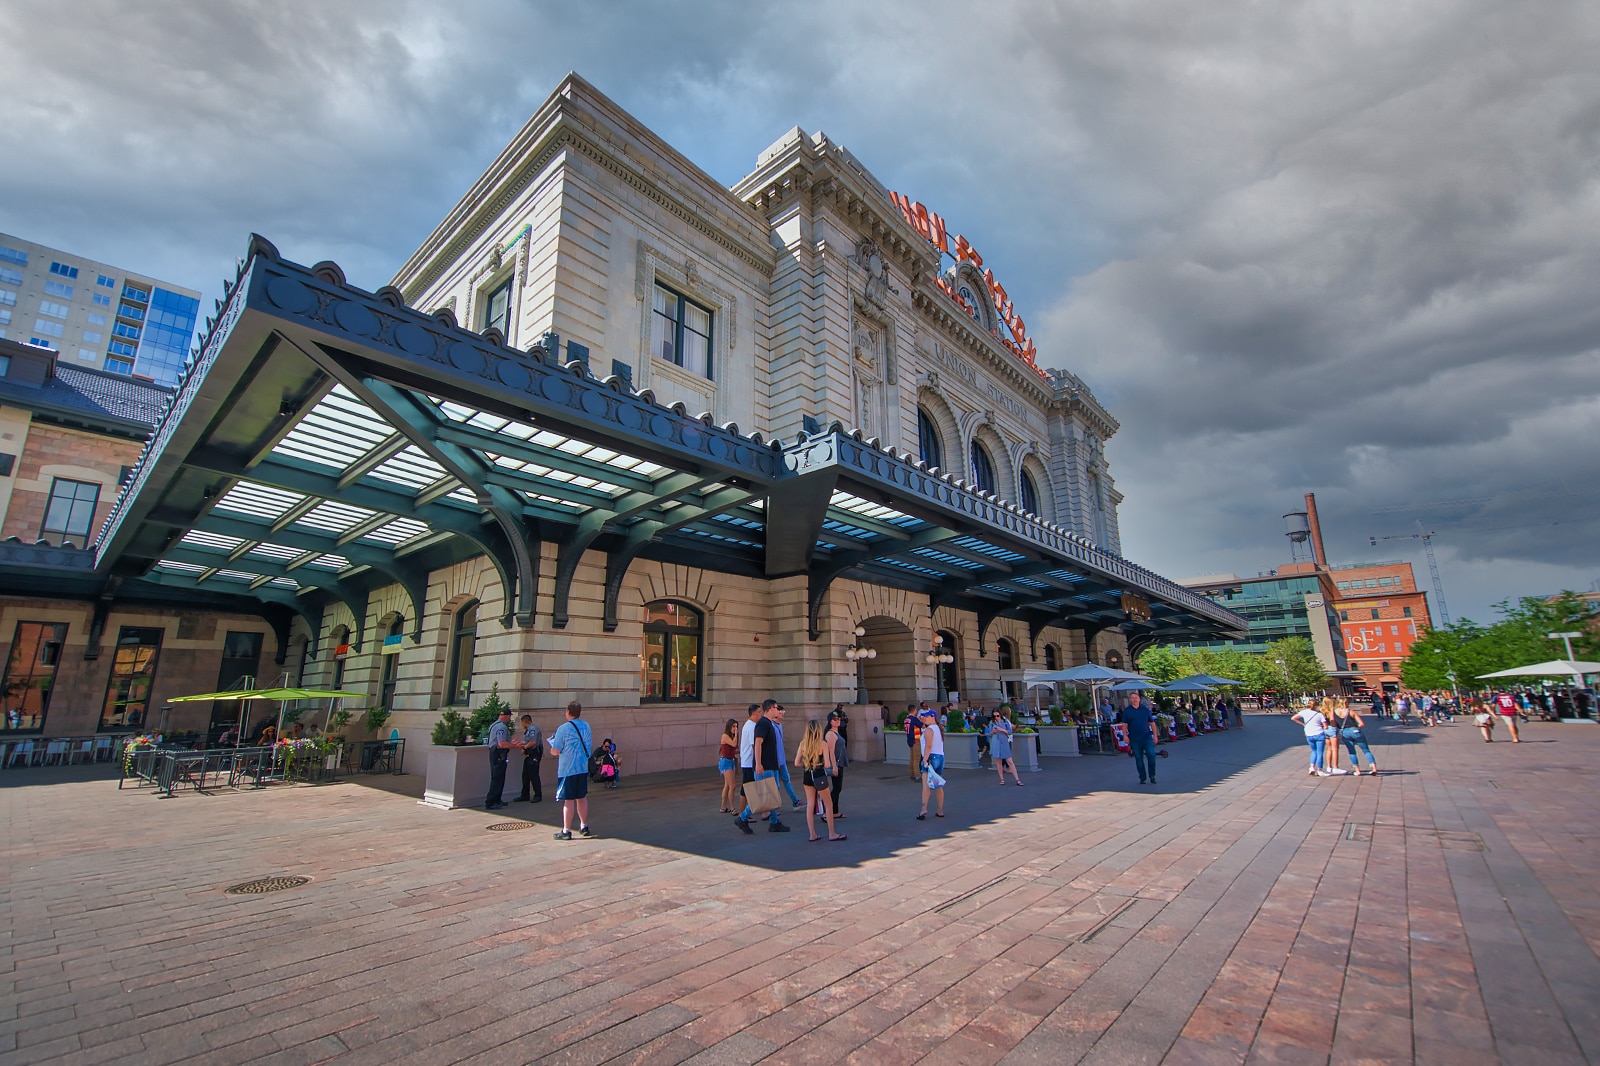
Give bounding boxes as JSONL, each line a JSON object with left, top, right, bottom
{"left": 516, "top": 715, "right": 543, "bottom": 802}
{"left": 485, "top": 709, "right": 514, "bottom": 809}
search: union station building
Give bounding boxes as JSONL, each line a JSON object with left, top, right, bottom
{"left": 0, "top": 76, "right": 1243, "bottom": 770}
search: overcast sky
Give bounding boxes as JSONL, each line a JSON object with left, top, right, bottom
{"left": 2, "top": 0, "right": 1595, "bottom": 626}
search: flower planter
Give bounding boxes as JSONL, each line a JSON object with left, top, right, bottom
{"left": 1011, "top": 735, "right": 1042, "bottom": 772}
{"left": 420, "top": 744, "right": 492, "bottom": 810}
{"left": 1035, "top": 725, "right": 1081, "bottom": 757}
{"left": 938, "top": 733, "right": 986, "bottom": 770}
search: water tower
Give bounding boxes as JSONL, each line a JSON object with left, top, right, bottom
{"left": 1284, "top": 510, "right": 1313, "bottom": 563}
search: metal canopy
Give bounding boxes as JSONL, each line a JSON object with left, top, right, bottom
{"left": 4, "top": 238, "right": 1244, "bottom": 655}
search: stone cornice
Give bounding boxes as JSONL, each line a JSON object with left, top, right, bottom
{"left": 395, "top": 76, "right": 776, "bottom": 304}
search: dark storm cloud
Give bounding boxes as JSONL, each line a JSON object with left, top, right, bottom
{"left": 1, "top": 0, "right": 1594, "bottom": 619}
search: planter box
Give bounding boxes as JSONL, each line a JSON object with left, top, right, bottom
{"left": 421, "top": 744, "right": 492, "bottom": 810}
{"left": 886, "top": 733, "right": 987, "bottom": 770}
{"left": 1035, "top": 725, "right": 1081, "bottom": 757}
{"left": 1011, "top": 735, "right": 1042, "bottom": 772}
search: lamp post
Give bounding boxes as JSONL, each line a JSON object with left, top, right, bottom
{"left": 1432, "top": 647, "right": 1462, "bottom": 712}
{"left": 844, "top": 626, "right": 876, "bottom": 705}
{"left": 925, "top": 632, "right": 955, "bottom": 703}
{"left": 1276, "top": 657, "right": 1290, "bottom": 709}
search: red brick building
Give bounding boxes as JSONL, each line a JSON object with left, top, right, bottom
{"left": 1329, "top": 560, "right": 1432, "bottom": 693}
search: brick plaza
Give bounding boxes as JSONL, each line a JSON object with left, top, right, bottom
{"left": 4, "top": 716, "right": 1598, "bottom": 1065}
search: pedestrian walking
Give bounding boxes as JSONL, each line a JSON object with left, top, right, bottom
{"left": 1120, "top": 691, "right": 1158, "bottom": 785}
{"left": 769, "top": 704, "right": 801, "bottom": 810}
{"left": 484, "top": 707, "right": 515, "bottom": 809}
{"left": 916, "top": 708, "right": 946, "bottom": 819}
{"left": 1290, "top": 701, "right": 1330, "bottom": 776}
{"left": 1493, "top": 691, "right": 1522, "bottom": 742}
{"left": 1331, "top": 699, "right": 1378, "bottom": 775}
{"left": 718, "top": 718, "right": 740, "bottom": 813}
{"left": 987, "top": 707, "right": 1022, "bottom": 785}
{"left": 738, "top": 702, "right": 759, "bottom": 801}
{"left": 735, "top": 699, "right": 791, "bottom": 834}
{"left": 1474, "top": 701, "right": 1497, "bottom": 741}
{"left": 825, "top": 709, "right": 849, "bottom": 818}
{"left": 797, "top": 719, "right": 845, "bottom": 841}
{"left": 515, "top": 713, "right": 543, "bottom": 802}
{"left": 903, "top": 704, "right": 921, "bottom": 781}
{"left": 548, "top": 702, "right": 593, "bottom": 840}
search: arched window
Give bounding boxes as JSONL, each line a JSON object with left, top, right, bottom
{"left": 642, "top": 601, "right": 702, "bottom": 702}
{"left": 447, "top": 601, "right": 478, "bottom": 706}
{"left": 378, "top": 617, "right": 403, "bottom": 711}
{"left": 996, "top": 637, "right": 1016, "bottom": 671}
{"left": 970, "top": 440, "right": 996, "bottom": 494}
{"left": 1019, "top": 469, "right": 1039, "bottom": 515}
{"left": 330, "top": 625, "right": 350, "bottom": 690}
{"left": 1044, "top": 643, "right": 1059, "bottom": 671}
{"left": 917, "top": 409, "right": 943, "bottom": 469}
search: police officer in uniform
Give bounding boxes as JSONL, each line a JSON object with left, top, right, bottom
{"left": 485, "top": 708, "right": 515, "bottom": 809}
{"left": 515, "top": 713, "right": 543, "bottom": 802}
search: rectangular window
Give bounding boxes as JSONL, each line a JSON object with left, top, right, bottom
{"left": 38, "top": 301, "right": 70, "bottom": 319}
{"left": 1336, "top": 582, "right": 1349, "bottom": 590}
{"left": 1391, "top": 625, "right": 1399, "bottom": 636}
{"left": 92, "top": 293, "right": 110, "bottom": 307}
{"left": 121, "top": 283, "right": 148, "bottom": 303}
{"left": 0, "top": 289, "right": 15, "bottom": 306}
{"left": 112, "top": 321, "right": 141, "bottom": 340}
{"left": 0, "top": 246, "right": 26, "bottom": 266}
{"left": 28, "top": 338, "right": 57, "bottom": 350}
{"left": 0, "top": 267, "right": 23, "bottom": 286}
{"left": 99, "top": 627, "right": 163, "bottom": 730}
{"left": 2, "top": 621, "right": 68, "bottom": 733}
{"left": 41, "top": 477, "right": 100, "bottom": 543}
{"left": 1339, "top": 610, "right": 1349, "bottom": 621}
{"left": 481, "top": 276, "right": 513, "bottom": 339}
{"left": 0, "top": 354, "right": 9, "bottom": 375}
{"left": 0, "top": 309, "right": 10, "bottom": 326}
{"left": 86, "top": 312, "right": 105, "bottom": 325}
{"left": 77, "top": 348, "right": 97, "bottom": 361}
{"left": 50, "top": 262, "right": 80, "bottom": 279}
{"left": 81, "top": 330, "right": 101, "bottom": 343}
{"left": 104, "top": 354, "right": 135, "bottom": 374}
{"left": 32, "top": 320, "right": 64, "bottom": 337}
{"left": 44, "top": 280, "right": 74, "bottom": 299}
{"left": 97, "top": 274, "right": 116, "bottom": 288}
{"left": 107, "top": 339, "right": 136, "bottom": 357}
{"left": 212, "top": 631, "right": 264, "bottom": 729}
{"left": 650, "top": 283, "right": 713, "bottom": 378}
{"left": 116, "top": 303, "right": 145, "bottom": 322}
{"left": 1403, "top": 607, "right": 1412, "bottom": 618}
{"left": 1370, "top": 609, "right": 1380, "bottom": 619}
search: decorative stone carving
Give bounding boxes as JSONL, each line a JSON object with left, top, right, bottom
{"left": 852, "top": 238, "right": 898, "bottom": 309}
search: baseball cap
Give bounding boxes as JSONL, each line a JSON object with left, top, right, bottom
{"left": 917, "top": 708, "right": 938, "bottom": 718}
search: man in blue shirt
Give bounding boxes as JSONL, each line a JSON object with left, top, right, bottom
{"left": 1119, "top": 691, "right": 1158, "bottom": 785}
{"left": 548, "top": 701, "right": 594, "bottom": 840}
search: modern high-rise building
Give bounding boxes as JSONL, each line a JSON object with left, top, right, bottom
{"left": 0, "top": 232, "right": 200, "bottom": 386}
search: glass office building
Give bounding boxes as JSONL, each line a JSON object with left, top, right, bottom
{"left": 134, "top": 288, "right": 201, "bottom": 385}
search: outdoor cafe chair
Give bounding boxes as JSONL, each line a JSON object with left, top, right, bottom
{"left": 2, "top": 739, "right": 33, "bottom": 768}
{"left": 42, "top": 739, "right": 70, "bottom": 765}
{"left": 69, "top": 738, "right": 95, "bottom": 764}
{"left": 92, "top": 736, "right": 114, "bottom": 762}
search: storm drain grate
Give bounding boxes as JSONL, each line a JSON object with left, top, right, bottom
{"left": 487, "top": 821, "right": 535, "bottom": 832}
{"left": 225, "top": 875, "right": 311, "bottom": 896}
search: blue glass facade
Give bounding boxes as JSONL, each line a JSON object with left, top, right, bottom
{"left": 133, "top": 287, "right": 199, "bottom": 386}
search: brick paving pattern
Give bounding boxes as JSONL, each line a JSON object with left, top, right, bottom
{"left": 3, "top": 715, "right": 1598, "bottom": 1065}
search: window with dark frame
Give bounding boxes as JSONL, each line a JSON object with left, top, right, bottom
{"left": 482, "top": 276, "right": 513, "bottom": 339}
{"left": 969, "top": 441, "right": 996, "bottom": 495}
{"left": 2, "top": 621, "right": 68, "bottom": 733}
{"left": 1044, "top": 643, "right": 1059, "bottom": 671}
{"left": 99, "top": 627, "right": 163, "bottom": 731}
{"left": 650, "top": 283, "right": 713, "bottom": 379}
{"left": 1019, "top": 469, "right": 1040, "bottom": 515}
{"left": 917, "top": 408, "right": 943, "bottom": 469}
{"left": 447, "top": 601, "right": 478, "bottom": 705}
{"left": 379, "top": 617, "right": 403, "bottom": 711}
{"left": 641, "top": 600, "right": 703, "bottom": 702}
{"left": 41, "top": 477, "right": 100, "bottom": 544}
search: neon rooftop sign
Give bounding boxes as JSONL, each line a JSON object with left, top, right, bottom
{"left": 889, "top": 192, "right": 1044, "bottom": 377}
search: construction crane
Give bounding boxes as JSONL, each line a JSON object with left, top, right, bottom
{"left": 1369, "top": 525, "right": 1450, "bottom": 626}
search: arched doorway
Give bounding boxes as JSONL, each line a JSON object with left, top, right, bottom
{"left": 856, "top": 615, "right": 916, "bottom": 707}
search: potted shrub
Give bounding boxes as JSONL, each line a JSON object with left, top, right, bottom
{"left": 422, "top": 687, "right": 508, "bottom": 810}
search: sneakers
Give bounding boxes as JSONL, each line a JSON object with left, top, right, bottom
{"left": 579, "top": 825, "right": 592, "bottom": 838}
{"left": 792, "top": 800, "right": 803, "bottom": 810}
{"left": 768, "top": 822, "right": 791, "bottom": 833}
{"left": 735, "top": 817, "right": 753, "bottom": 835}
{"left": 553, "top": 830, "right": 572, "bottom": 841}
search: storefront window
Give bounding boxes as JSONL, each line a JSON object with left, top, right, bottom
{"left": 447, "top": 601, "right": 478, "bottom": 705}
{"left": 99, "top": 626, "right": 163, "bottom": 730}
{"left": 641, "top": 600, "right": 702, "bottom": 702}
{"left": 2, "top": 621, "right": 67, "bottom": 733}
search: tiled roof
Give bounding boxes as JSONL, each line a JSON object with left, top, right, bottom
{"left": 0, "top": 363, "right": 172, "bottom": 431}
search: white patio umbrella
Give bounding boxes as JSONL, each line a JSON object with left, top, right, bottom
{"left": 1030, "top": 664, "right": 1152, "bottom": 723}
{"left": 1477, "top": 660, "right": 1600, "bottom": 679}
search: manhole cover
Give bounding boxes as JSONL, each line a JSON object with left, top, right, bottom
{"left": 487, "top": 821, "right": 534, "bottom": 832}
{"left": 225, "top": 875, "right": 311, "bottom": 896}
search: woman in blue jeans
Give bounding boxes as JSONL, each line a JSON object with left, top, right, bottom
{"left": 1290, "top": 702, "right": 1330, "bottom": 777}
{"left": 1331, "top": 699, "right": 1378, "bottom": 775}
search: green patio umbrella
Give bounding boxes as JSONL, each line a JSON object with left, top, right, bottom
{"left": 170, "top": 686, "right": 368, "bottom": 743}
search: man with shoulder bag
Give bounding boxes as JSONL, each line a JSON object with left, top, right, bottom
{"left": 735, "top": 699, "right": 790, "bottom": 835}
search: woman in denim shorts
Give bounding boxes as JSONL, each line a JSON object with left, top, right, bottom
{"left": 717, "top": 718, "right": 740, "bottom": 813}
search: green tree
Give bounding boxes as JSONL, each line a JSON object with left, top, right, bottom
{"left": 1265, "top": 637, "right": 1327, "bottom": 694}
{"left": 1137, "top": 645, "right": 1184, "bottom": 683}
{"left": 1404, "top": 593, "right": 1598, "bottom": 691}
{"left": 468, "top": 683, "right": 511, "bottom": 741}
